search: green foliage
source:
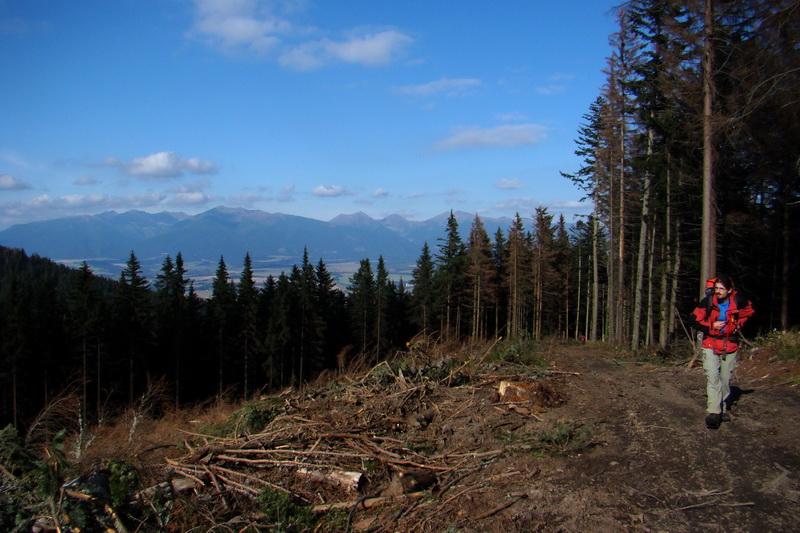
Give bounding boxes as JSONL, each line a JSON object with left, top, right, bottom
{"left": 106, "top": 459, "right": 139, "bottom": 508}
{"left": 487, "top": 338, "right": 548, "bottom": 373}
{"left": 0, "top": 425, "right": 35, "bottom": 474}
{"left": 503, "top": 421, "right": 595, "bottom": 458}
{"left": 315, "top": 509, "right": 349, "bottom": 532}
{"left": 758, "top": 330, "right": 800, "bottom": 362}
{"left": 258, "top": 487, "right": 316, "bottom": 532}
{"left": 205, "top": 400, "right": 284, "bottom": 438}
{"left": 32, "top": 429, "right": 72, "bottom": 499}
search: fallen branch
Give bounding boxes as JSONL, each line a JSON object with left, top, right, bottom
{"left": 312, "top": 491, "right": 426, "bottom": 513}
{"left": 471, "top": 492, "right": 528, "bottom": 520}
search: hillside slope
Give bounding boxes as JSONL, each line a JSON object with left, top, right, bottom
{"left": 5, "top": 342, "right": 799, "bottom": 532}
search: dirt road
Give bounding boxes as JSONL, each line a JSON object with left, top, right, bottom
{"left": 443, "top": 345, "right": 800, "bottom": 532}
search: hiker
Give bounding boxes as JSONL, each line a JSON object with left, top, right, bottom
{"left": 691, "top": 274, "right": 754, "bottom": 429}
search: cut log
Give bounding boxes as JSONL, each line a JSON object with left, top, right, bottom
{"left": 296, "top": 467, "right": 365, "bottom": 492}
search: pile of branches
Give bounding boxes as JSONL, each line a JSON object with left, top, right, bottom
{"left": 3, "top": 338, "right": 567, "bottom": 531}
{"left": 163, "top": 359, "right": 512, "bottom": 531}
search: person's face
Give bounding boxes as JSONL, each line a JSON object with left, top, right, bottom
{"left": 714, "top": 282, "right": 732, "bottom": 302}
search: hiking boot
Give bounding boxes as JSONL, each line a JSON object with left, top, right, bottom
{"left": 705, "top": 413, "right": 721, "bottom": 429}
{"left": 720, "top": 411, "right": 731, "bottom": 422}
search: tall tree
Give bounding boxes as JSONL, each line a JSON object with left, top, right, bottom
{"left": 348, "top": 259, "right": 376, "bottom": 355}
{"left": 115, "top": 251, "right": 152, "bottom": 404}
{"left": 434, "top": 211, "right": 467, "bottom": 338}
{"left": 69, "top": 261, "right": 102, "bottom": 422}
{"left": 238, "top": 253, "right": 259, "bottom": 399}
{"left": 411, "top": 243, "right": 436, "bottom": 333}
{"left": 466, "top": 215, "right": 496, "bottom": 339}
{"left": 505, "top": 213, "right": 530, "bottom": 339}
{"left": 210, "top": 256, "right": 236, "bottom": 396}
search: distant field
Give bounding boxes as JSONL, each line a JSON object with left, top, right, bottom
{"left": 56, "top": 254, "right": 415, "bottom": 298}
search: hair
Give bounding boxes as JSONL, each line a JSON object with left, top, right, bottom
{"left": 715, "top": 273, "right": 734, "bottom": 290}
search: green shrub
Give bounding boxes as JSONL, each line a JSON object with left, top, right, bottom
{"left": 504, "top": 421, "right": 594, "bottom": 458}
{"left": 487, "top": 338, "right": 547, "bottom": 373}
{"left": 258, "top": 487, "right": 316, "bottom": 532}
{"left": 204, "top": 400, "right": 284, "bottom": 437}
{"left": 760, "top": 330, "right": 800, "bottom": 362}
{"left": 106, "top": 459, "right": 139, "bottom": 508}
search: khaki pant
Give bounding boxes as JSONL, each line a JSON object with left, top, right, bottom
{"left": 702, "top": 348, "right": 737, "bottom": 414}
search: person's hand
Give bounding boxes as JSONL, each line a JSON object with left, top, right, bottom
{"left": 712, "top": 320, "right": 726, "bottom": 331}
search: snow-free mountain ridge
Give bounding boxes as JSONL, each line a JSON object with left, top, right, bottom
{"left": 0, "top": 207, "right": 524, "bottom": 291}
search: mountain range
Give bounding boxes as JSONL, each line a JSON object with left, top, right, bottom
{"left": 0, "top": 207, "right": 524, "bottom": 293}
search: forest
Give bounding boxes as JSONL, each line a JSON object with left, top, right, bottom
{"left": 1, "top": 0, "right": 798, "bottom": 431}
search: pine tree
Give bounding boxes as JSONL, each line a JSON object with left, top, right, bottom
{"left": 375, "top": 256, "right": 391, "bottom": 359}
{"left": 348, "top": 259, "right": 376, "bottom": 355}
{"left": 115, "top": 251, "right": 152, "bottom": 404}
{"left": 506, "top": 213, "right": 530, "bottom": 338}
{"left": 238, "top": 253, "right": 259, "bottom": 399}
{"left": 434, "top": 211, "right": 466, "bottom": 338}
{"left": 69, "top": 261, "right": 102, "bottom": 422}
{"left": 411, "top": 243, "right": 436, "bottom": 333}
{"left": 466, "top": 215, "right": 496, "bottom": 339}
{"left": 210, "top": 256, "right": 236, "bottom": 396}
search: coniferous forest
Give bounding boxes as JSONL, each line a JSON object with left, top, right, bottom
{"left": 1, "top": 0, "right": 798, "bottom": 431}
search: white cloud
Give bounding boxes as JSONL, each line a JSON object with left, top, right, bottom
{"left": 278, "top": 184, "right": 296, "bottom": 202}
{"left": 107, "top": 152, "right": 218, "bottom": 179}
{"left": 495, "top": 112, "right": 528, "bottom": 122}
{"left": 74, "top": 175, "right": 99, "bottom": 186}
{"left": 327, "top": 30, "right": 411, "bottom": 65}
{"left": 170, "top": 191, "right": 210, "bottom": 206}
{"left": 166, "top": 179, "right": 212, "bottom": 193}
{"left": 190, "top": 0, "right": 295, "bottom": 54}
{"left": 0, "top": 150, "right": 31, "bottom": 169}
{"left": 495, "top": 178, "right": 523, "bottom": 189}
{"left": 372, "top": 188, "right": 389, "bottom": 198}
{"left": 550, "top": 200, "right": 589, "bottom": 210}
{"left": 191, "top": 1, "right": 412, "bottom": 70}
{"left": 312, "top": 184, "right": 352, "bottom": 197}
{"left": 0, "top": 174, "right": 33, "bottom": 190}
{"left": 280, "top": 30, "right": 412, "bottom": 70}
{"left": 492, "top": 197, "right": 537, "bottom": 213}
{"left": 0, "top": 193, "right": 167, "bottom": 228}
{"left": 536, "top": 85, "right": 564, "bottom": 95}
{"left": 435, "top": 124, "right": 547, "bottom": 151}
{"left": 392, "top": 78, "right": 481, "bottom": 97}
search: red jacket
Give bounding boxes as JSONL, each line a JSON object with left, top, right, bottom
{"left": 691, "top": 291, "right": 754, "bottom": 354}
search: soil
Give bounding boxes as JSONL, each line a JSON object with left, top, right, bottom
{"left": 432, "top": 344, "right": 800, "bottom": 533}
{"left": 117, "top": 342, "right": 800, "bottom": 532}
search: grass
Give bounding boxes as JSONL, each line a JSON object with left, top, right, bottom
{"left": 502, "top": 420, "right": 595, "bottom": 458}
{"left": 757, "top": 330, "right": 800, "bottom": 362}
{"left": 486, "top": 337, "right": 549, "bottom": 376}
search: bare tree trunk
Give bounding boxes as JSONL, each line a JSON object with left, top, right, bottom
{"left": 781, "top": 182, "right": 790, "bottom": 330}
{"left": 631, "top": 126, "right": 653, "bottom": 349}
{"left": 646, "top": 221, "right": 656, "bottom": 346}
{"left": 591, "top": 202, "right": 600, "bottom": 341}
{"left": 659, "top": 166, "right": 673, "bottom": 349}
{"left": 701, "top": 0, "right": 717, "bottom": 295}
{"left": 669, "top": 221, "right": 681, "bottom": 338}
{"left": 575, "top": 252, "right": 582, "bottom": 340}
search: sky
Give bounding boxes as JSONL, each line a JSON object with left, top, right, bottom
{"left": 0, "top": 0, "right": 620, "bottom": 231}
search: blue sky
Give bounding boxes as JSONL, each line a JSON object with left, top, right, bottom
{"left": 0, "top": 0, "right": 619, "bottom": 230}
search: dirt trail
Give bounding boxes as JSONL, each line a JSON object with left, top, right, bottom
{"left": 457, "top": 346, "right": 800, "bottom": 532}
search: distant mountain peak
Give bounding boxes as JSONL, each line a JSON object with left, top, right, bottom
{"left": 329, "top": 212, "right": 378, "bottom": 226}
